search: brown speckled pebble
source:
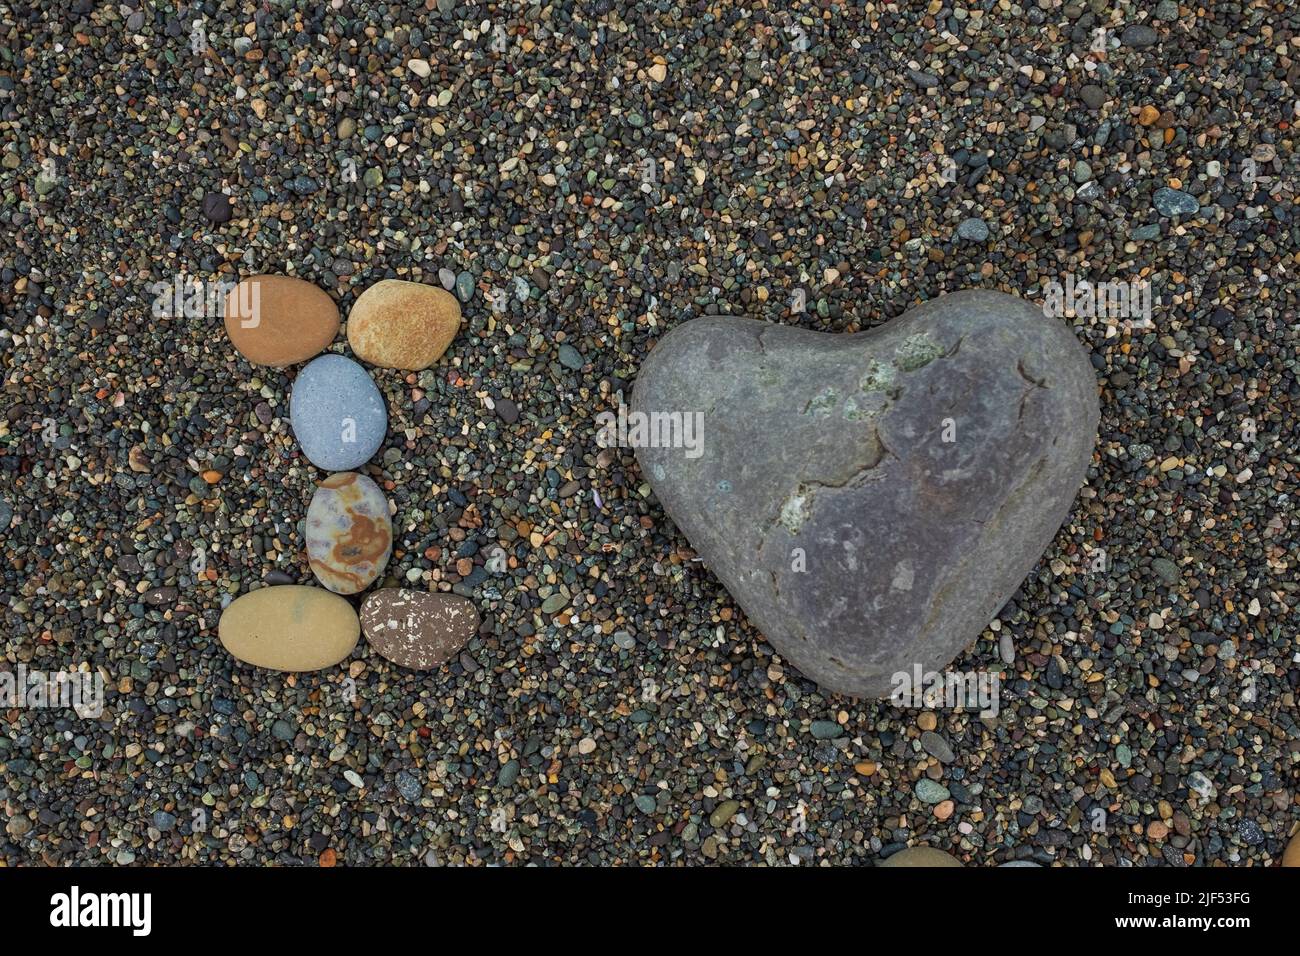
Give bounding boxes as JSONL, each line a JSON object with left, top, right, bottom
{"left": 360, "top": 589, "right": 480, "bottom": 670}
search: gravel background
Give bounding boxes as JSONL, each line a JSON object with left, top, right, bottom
{"left": 1, "top": 1, "right": 1297, "bottom": 866}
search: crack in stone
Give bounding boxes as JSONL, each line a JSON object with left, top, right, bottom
{"left": 877, "top": 428, "right": 900, "bottom": 463}
{"left": 760, "top": 419, "right": 895, "bottom": 564}
{"left": 1016, "top": 358, "right": 1049, "bottom": 388}
{"left": 1015, "top": 358, "right": 1051, "bottom": 424}
{"left": 807, "top": 430, "right": 890, "bottom": 491}
{"left": 984, "top": 455, "right": 1049, "bottom": 538}
{"left": 752, "top": 326, "right": 967, "bottom": 605}
{"left": 920, "top": 453, "right": 1051, "bottom": 638}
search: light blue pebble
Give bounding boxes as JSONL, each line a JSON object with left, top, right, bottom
{"left": 290, "top": 354, "right": 387, "bottom": 471}
{"left": 956, "top": 216, "right": 990, "bottom": 242}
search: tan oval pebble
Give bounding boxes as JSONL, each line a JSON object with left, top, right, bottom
{"left": 346, "top": 278, "right": 462, "bottom": 370}
{"left": 878, "top": 846, "right": 963, "bottom": 867}
{"left": 219, "top": 585, "right": 359, "bottom": 671}
{"left": 360, "top": 589, "right": 479, "bottom": 670}
{"left": 224, "top": 275, "right": 340, "bottom": 367}
{"left": 1283, "top": 832, "right": 1300, "bottom": 867}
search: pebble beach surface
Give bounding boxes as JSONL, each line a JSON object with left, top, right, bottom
{"left": 1, "top": 3, "right": 1297, "bottom": 866}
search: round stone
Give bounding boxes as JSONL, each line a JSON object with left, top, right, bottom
{"left": 289, "top": 354, "right": 387, "bottom": 471}
{"left": 202, "top": 192, "right": 232, "bottom": 223}
{"left": 306, "top": 472, "right": 392, "bottom": 595}
{"left": 558, "top": 343, "right": 585, "bottom": 369}
{"left": 345, "top": 278, "right": 462, "bottom": 371}
{"left": 360, "top": 589, "right": 480, "bottom": 670}
{"left": 219, "top": 585, "right": 359, "bottom": 671}
{"left": 915, "top": 779, "right": 951, "bottom": 803}
{"left": 878, "top": 846, "right": 963, "bottom": 867}
{"left": 1121, "top": 24, "right": 1158, "bottom": 47}
{"left": 223, "top": 275, "right": 340, "bottom": 367}
{"left": 920, "top": 730, "right": 955, "bottom": 763}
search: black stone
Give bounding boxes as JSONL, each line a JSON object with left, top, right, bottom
{"left": 201, "top": 192, "right": 232, "bottom": 223}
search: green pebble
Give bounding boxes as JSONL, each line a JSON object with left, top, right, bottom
{"left": 1151, "top": 558, "right": 1180, "bottom": 587}
{"left": 915, "top": 779, "right": 950, "bottom": 804}
{"left": 810, "top": 720, "right": 843, "bottom": 739}
{"left": 709, "top": 800, "right": 740, "bottom": 827}
{"left": 558, "top": 343, "right": 584, "bottom": 369}
{"left": 498, "top": 759, "right": 519, "bottom": 787}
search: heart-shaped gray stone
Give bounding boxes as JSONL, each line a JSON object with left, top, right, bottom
{"left": 631, "top": 290, "right": 1098, "bottom": 698}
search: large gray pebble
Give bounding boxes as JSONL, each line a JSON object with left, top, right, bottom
{"left": 631, "top": 290, "right": 1098, "bottom": 697}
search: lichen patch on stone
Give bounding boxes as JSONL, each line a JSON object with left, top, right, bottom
{"left": 894, "top": 332, "right": 944, "bottom": 371}
{"left": 843, "top": 395, "right": 879, "bottom": 422}
{"left": 778, "top": 485, "right": 813, "bottom": 534}
{"left": 859, "top": 358, "right": 896, "bottom": 391}
{"left": 804, "top": 387, "right": 838, "bottom": 416}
